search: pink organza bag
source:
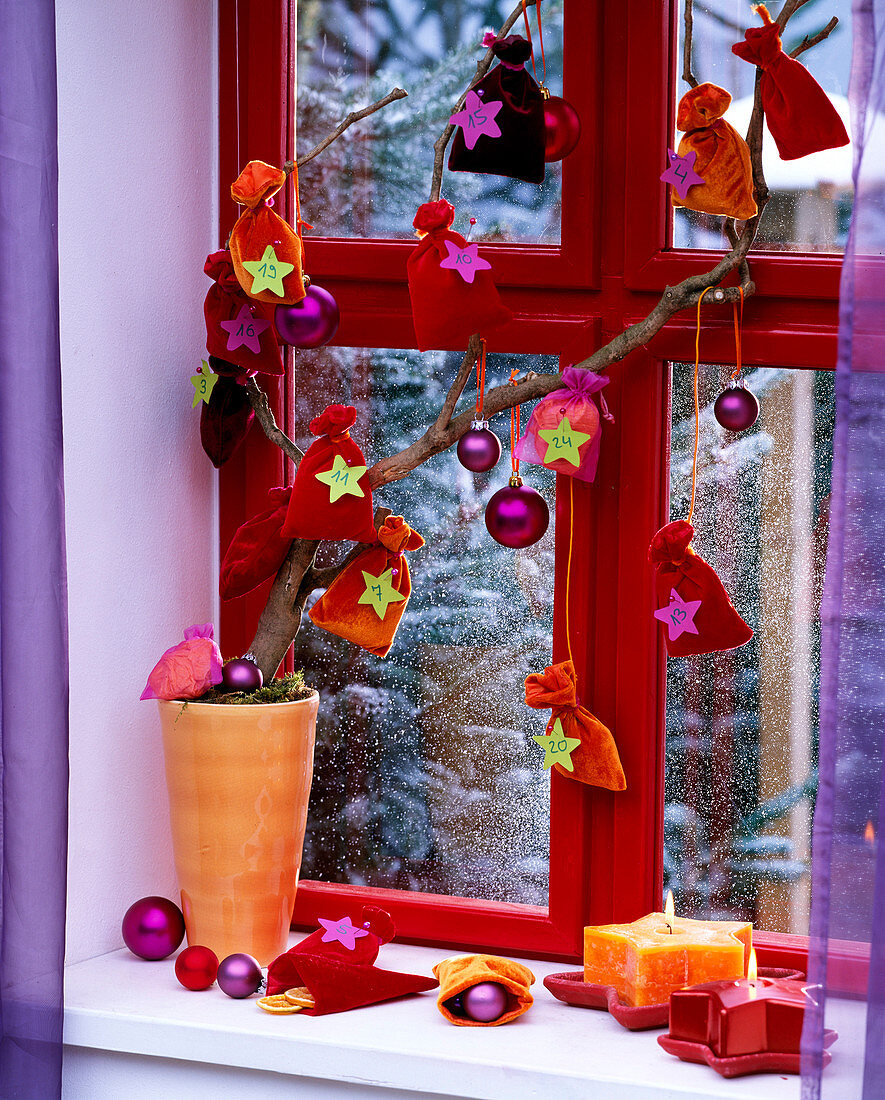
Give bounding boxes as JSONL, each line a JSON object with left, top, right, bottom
{"left": 514, "top": 367, "right": 613, "bottom": 482}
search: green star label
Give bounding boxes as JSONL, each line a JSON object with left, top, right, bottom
{"left": 532, "top": 717, "right": 581, "bottom": 772}
{"left": 537, "top": 415, "right": 592, "bottom": 467}
{"left": 358, "top": 568, "right": 406, "bottom": 619}
{"left": 190, "top": 360, "right": 218, "bottom": 408}
{"left": 242, "top": 245, "right": 294, "bottom": 297}
{"left": 314, "top": 454, "right": 368, "bottom": 503}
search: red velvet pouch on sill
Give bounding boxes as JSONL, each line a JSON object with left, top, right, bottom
{"left": 220, "top": 486, "right": 292, "bottom": 600}
{"left": 524, "top": 660, "right": 626, "bottom": 792}
{"left": 266, "top": 906, "right": 438, "bottom": 1016}
{"left": 649, "top": 520, "right": 753, "bottom": 657}
{"left": 731, "top": 5, "right": 849, "bottom": 161}
{"left": 280, "top": 405, "right": 377, "bottom": 544}
{"left": 203, "top": 250, "right": 284, "bottom": 376}
{"left": 448, "top": 34, "right": 546, "bottom": 185}
{"left": 309, "top": 515, "right": 424, "bottom": 657}
{"left": 229, "top": 160, "right": 306, "bottom": 306}
{"left": 671, "top": 83, "right": 757, "bottom": 221}
{"left": 199, "top": 356, "right": 255, "bottom": 468}
{"left": 407, "top": 200, "right": 512, "bottom": 352}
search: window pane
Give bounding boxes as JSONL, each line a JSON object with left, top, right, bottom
{"left": 665, "top": 364, "right": 834, "bottom": 935}
{"left": 673, "top": 0, "right": 852, "bottom": 252}
{"left": 292, "top": 346, "right": 556, "bottom": 905}
{"left": 296, "top": 1, "right": 564, "bottom": 243}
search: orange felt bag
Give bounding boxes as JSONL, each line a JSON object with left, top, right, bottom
{"left": 434, "top": 954, "right": 535, "bottom": 1027}
{"left": 309, "top": 516, "right": 424, "bottom": 657}
{"left": 671, "top": 83, "right": 757, "bottom": 221}
{"left": 229, "top": 161, "right": 306, "bottom": 306}
{"left": 524, "top": 660, "right": 626, "bottom": 791}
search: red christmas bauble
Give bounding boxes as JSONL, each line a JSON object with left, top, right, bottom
{"left": 485, "top": 478, "right": 550, "bottom": 548}
{"left": 714, "top": 385, "right": 759, "bottom": 432}
{"left": 543, "top": 96, "right": 581, "bottom": 162}
{"left": 175, "top": 945, "right": 220, "bottom": 991}
{"left": 457, "top": 421, "right": 502, "bottom": 473}
{"left": 275, "top": 285, "right": 340, "bottom": 348}
{"left": 121, "top": 896, "right": 185, "bottom": 961}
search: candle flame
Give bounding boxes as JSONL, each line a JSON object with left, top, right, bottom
{"left": 865, "top": 820, "right": 876, "bottom": 846}
{"left": 748, "top": 948, "right": 758, "bottom": 984}
{"left": 665, "top": 890, "right": 675, "bottom": 928}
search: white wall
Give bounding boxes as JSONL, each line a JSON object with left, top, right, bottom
{"left": 57, "top": 0, "right": 218, "bottom": 964}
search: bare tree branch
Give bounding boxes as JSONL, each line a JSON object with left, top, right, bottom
{"left": 429, "top": 0, "right": 528, "bottom": 201}
{"left": 436, "top": 335, "right": 483, "bottom": 430}
{"left": 288, "top": 87, "right": 409, "bottom": 171}
{"left": 790, "top": 16, "right": 839, "bottom": 57}
{"left": 776, "top": 0, "right": 814, "bottom": 29}
{"left": 245, "top": 377, "right": 304, "bottom": 465}
{"left": 248, "top": 537, "right": 318, "bottom": 680}
{"left": 682, "top": 0, "right": 699, "bottom": 88}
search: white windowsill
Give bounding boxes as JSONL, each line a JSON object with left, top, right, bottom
{"left": 64, "top": 934, "right": 862, "bottom": 1099}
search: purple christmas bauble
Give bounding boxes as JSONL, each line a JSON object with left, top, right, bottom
{"left": 543, "top": 96, "right": 581, "bottom": 162}
{"left": 485, "top": 478, "right": 550, "bottom": 549}
{"left": 122, "top": 896, "right": 185, "bottom": 961}
{"left": 463, "top": 981, "right": 509, "bottom": 1023}
{"left": 457, "top": 420, "right": 502, "bottom": 473}
{"left": 714, "top": 385, "right": 759, "bottom": 432}
{"left": 221, "top": 657, "right": 263, "bottom": 694}
{"left": 275, "top": 285, "right": 340, "bottom": 348}
{"left": 217, "top": 953, "right": 263, "bottom": 999}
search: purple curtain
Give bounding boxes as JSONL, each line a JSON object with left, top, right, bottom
{"left": 0, "top": 1, "right": 68, "bottom": 1097}
{"left": 802, "top": 0, "right": 885, "bottom": 1096}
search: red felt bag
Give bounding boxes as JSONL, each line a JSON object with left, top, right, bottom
{"left": 266, "top": 906, "right": 437, "bottom": 1016}
{"left": 448, "top": 34, "right": 546, "bottom": 185}
{"left": 229, "top": 161, "right": 306, "bottom": 306}
{"left": 514, "top": 367, "right": 613, "bottom": 483}
{"left": 732, "top": 5, "right": 849, "bottom": 161}
{"left": 203, "top": 250, "right": 284, "bottom": 376}
{"left": 650, "top": 521, "right": 753, "bottom": 657}
{"left": 280, "top": 405, "right": 377, "bottom": 544}
{"left": 309, "top": 515, "right": 424, "bottom": 657}
{"left": 407, "top": 200, "right": 512, "bottom": 352}
{"left": 220, "top": 486, "right": 292, "bottom": 600}
{"left": 199, "top": 357, "right": 255, "bottom": 468}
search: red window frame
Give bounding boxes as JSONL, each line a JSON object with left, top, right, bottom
{"left": 217, "top": 0, "right": 862, "bottom": 983}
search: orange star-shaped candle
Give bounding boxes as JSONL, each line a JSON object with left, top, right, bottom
{"left": 583, "top": 894, "right": 751, "bottom": 1007}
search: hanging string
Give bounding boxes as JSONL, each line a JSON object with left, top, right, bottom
{"left": 564, "top": 476, "right": 575, "bottom": 669}
{"left": 687, "top": 286, "right": 715, "bottom": 526}
{"left": 509, "top": 369, "right": 521, "bottom": 476}
{"left": 521, "top": 0, "right": 547, "bottom": 86}
{"left": 475, "top": 338, "right": 488, "bottom": 419}
{"left": 728, "top": 285, "right": 745, "bottom": 382}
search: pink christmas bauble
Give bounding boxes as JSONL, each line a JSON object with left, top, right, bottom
{"left": 217, "top": 953, "right": 263, "bottom": 998}
{"left": 175, "top": 945, "right": 219, "bottom": 991}
{"left": 457, "top": 421, "right": 502, "bottom": 473}
{"left": 122, "top": 896, "right": 185, "bottom": 961}
{"left": 463, "top": 981, "right": 510, "bottom": 1022}
{"left": 543, "top": 96, "right": 581, "bottom": 162}
{"left": 485, "top": 479, "right": 550, "bottom": 548}
{"left": 221, "top": 657, "right": 263, "bottom": 693}
{"left": 714, "top": 385, "right": 759, "bottom": 432}
{"left": 275, "top": 285, "right": 340, "bottom": 348}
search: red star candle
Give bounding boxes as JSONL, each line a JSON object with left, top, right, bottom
{"left": 583, "top": 895, "right": 751, "bottom": 1007}
{"left": 666, "top": 951, "right": 815, "bottom": 1058}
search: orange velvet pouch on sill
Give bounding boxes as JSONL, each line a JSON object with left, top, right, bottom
{"left": 229, "top": 160, "right": 306, "bottom": 306}
{"left": 524, "top": 660, "right": 626, "bottom": 792}
{"left": 434, "top": 954, "right": 535, "bottom": 1027}
{"left": 309, "top": 515, "right": 424, "bottom": 657}
{"left": 671, "top": 83, "right": 757, "bottom": 221}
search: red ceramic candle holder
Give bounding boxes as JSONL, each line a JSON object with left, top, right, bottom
{"left": 658, "top": 974, "right": 838, "bottom": 1078}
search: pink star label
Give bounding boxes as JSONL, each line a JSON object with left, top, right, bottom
{"left": 654, "top": 588, "right": 702, "bottom": 641}
{"left": 439, "top": 240, "right": 492, "bottom": 285}
{"left": 220, "top": 305, "right": 270, "bottom": 355}
{"left": 449, "top": 90, "right": 503, "bottom": 150}
{"left": 660, "top": 149, "right": 704, "bottom": 200}
{"left": 317, "top": 915, "right": 370, "bottom": 951}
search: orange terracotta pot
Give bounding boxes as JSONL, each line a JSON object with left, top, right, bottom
{"left": 157, "top": 694, "right": 318, "bottom": 966}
